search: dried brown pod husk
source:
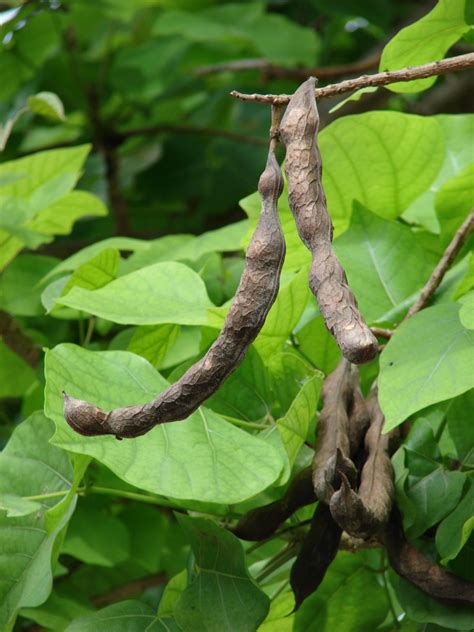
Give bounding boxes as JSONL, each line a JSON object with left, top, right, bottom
{"left": 329, "top": 387, "right": 396, "bottom": 538}
{"left": 312, "top": 360, "right": 358, "bottom": 504}
{"left": 63, "top": 148, "right": 286, "bottom": 438}
{"left": 290, "top": 502, "right": 342, "bottom": 609}
{"left": 347, "top": 366, "right": 370, "bottom": 455}
{"left": 383, "top": 509, "right": 474, "bottom": 605}
{"left": 279, "top": 77, "right": 377, "bottom": 365}
{"left": 233, "top": 467, "right": 315, "bottom": 541}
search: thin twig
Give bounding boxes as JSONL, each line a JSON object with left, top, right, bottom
{"left": 370, "top": 327, "right": 394, "bottom": 340}
{"left": 230, "top": 53, "right": 474, "bottom": 104}
{"left": 405, "top": 208, "right": 474, "bottom": 318}
{"left": 93, "top": 572, "right": 167, "bottom": 607}
{"left": 115, "top": 123, "right": 267, "bottom": 146}
{"left": 196, "top": 52, "right": 380, "bottom": 79}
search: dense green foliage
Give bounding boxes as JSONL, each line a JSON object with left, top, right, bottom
{"left": 0, "top": 1, "right": 473, "bottom": 630}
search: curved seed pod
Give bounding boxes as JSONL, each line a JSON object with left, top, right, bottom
{"left": 233, "top": 467, "right": 315, "bottom": 541}
{"left": 290, "top": 502, "right": 342, "bottom": 609}
{"left": 63, "top": 149, "right": 286, "bottom": 439}
{"left": 329, "top": 387, "right": 396, "bottom": 538}
{"left": 279, "top": 77, "right": 377, "bottom": 364}
{"left": 312, "top": 360, "right": 358, "bottom": 504}
{"left": 383, "top": 509, "right": 474, "bottom": 605}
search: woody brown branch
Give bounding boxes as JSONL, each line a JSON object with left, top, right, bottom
{"left": 0, "top": 311, "right": 39, "bottom": 369}
{"left": 230, "top": 53, "right": 474, "bottom": 104}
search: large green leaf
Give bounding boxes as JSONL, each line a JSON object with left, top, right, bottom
{"left": 403, "top": 114, "right": 474, "bottom": 231}
{"left": 318, "top": 112, "right": 444, "bottom": 233}
{"left": 254, "top": 269, "right": 309, "bottom": 359}
{"left": 447, "top": 390, "right": 474, "bottom": 466}
{"left": 174, "top": 515, "right": 269, "bottom": 632}
{"left": 277, "top": 372, "right": 322, "bottom": 467}
{"left": 379, "top": 303, "right": 474, "bottom": 431}
{"left": 380, "top": 0, "right": 471, "bottom": 93}
{"left": 45, "top": 344, "right": 284, "bottom": 504}
{"left": 65, "top": 600, "right": 180, "bottom": 632}
{"left": 436, "top": 165, "right": 474, "bottom": 245}
{"left": 61, "top": 503, "right": 130, "bottom": 567}
{"left": 405, "top": 468, "right": 466, "bottom": 538}
{"left": 334, "top": 203, "right": 437, "bottom": 323}
{"left": 0, "top": 413, "right": 85, "bottom": 631}
{"left": 127, "top": 324, "right": 180, "bottom": 368}
{"left": 294, "top": 315, "right": 341, "bottom": 374}
{"left": 294, "top": 551, "right": 388, "bottom": 632}
{"left": 397, "top": 579, "right": 474, "bottom": 629}
{"left": 57, "top": 262, "right": 214, "bottom": 325}
{"left": 436, "top": 478, "right": 474, "bottom": 564}
{"left": 123, "top": 221, "right": 248, "bottom": 274}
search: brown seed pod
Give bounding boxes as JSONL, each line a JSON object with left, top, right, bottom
{"left": 312, "top": 360, "right": 358, "bottom": 504}
{"left": 383, "top": 509, "right": 474, "bottom": 605}
{"left": 63, "top": 148, "right": 286, "bottom": 438}
{"left": 233, "top": 467, "right": 315, "bottom": 541}
{"left": 279, "top": 77, "right": 378, "bottom": 364}
{"left": 329, "top": 387, "right": 396, "bottom": 538}
{"left": 290, "top": 502, "right": 342, "bottom": 609}
{"left": 347, "top": 366, "right": 370, "bottom": 455}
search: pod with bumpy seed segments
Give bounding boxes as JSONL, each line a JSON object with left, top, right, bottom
{"left": 63, "top": 149, "right": 286, "bottom": 439}
{"left": 279, "top": 77, "right": 377, "bottom": 364}
{"left": 312, "top": 359, "right": 358, "bottom": 504}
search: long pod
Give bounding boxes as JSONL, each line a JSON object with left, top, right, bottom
{"left": 279, "top": 77, "right": 377, "bottom": 364}
{"left": 312, "top": 359, "right": 358, "bottom": 504}
{"left": 63, "top": 149, "right": 286, "bottom": 438}
{"left": 290, "top": 502, "right": 342, "bottom": 609}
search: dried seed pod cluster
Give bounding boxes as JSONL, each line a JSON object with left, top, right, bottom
{"left": 64, "top": 148, "right": 286, "bottom": 438}
{"left": 279, "top": 77, "right": 378, "bottom": 364}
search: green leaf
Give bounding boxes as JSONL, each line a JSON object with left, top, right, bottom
{"left": 397, "top": 579, "right": 474, "bottom": 629}
{"left": 277, "top": 372, "right": 322, "bottom": 467}
{"left": 403, "top": 114, "right": 474, "bottom": 232}
{"left": 43, "top": 237, "right": 151, "bottom": 283}
{"left": 0, "top": 339, "right": 36, "bottom": 398}
{"left": 58, "top": 248, "right": 119, "bottom": 301}
{"left": 0, "top": 494, "right": 41, "bottom": 518}
{"left": 127, "top": 324, "right": 180, "bottom": 368}
{"left": 158, "top": 570, "right": 187, "bottom": 618}
{"left": 379, "top": 303, "right": 474, "bottom": 431}
{"left": 405, "top": 468, "right": 466, "bottom": 538}
{"left": 453, "top": 252, "right": 474, "bottom": 299}
{"left": 29, "top": 190, "right": 107, "bottom": 236}
{"left": 65, "top": 600, "right": 180, "bottom": 632}
{"left": 436, "top": 165, "right": 474, "bottom": 245}
{"left": 20, "top": 591, "right": 92, "bottom": 631}
{"left": 294, "top": 551, "right": 388, "bottom": 632}
{"left": 205, "top": 346, "right": 274, "bottom": 423}
{"left": 259, "top": 591, "right": 294, "bottom": 631}
{"left": 380, "top": 0, "right": 471, "bottom": 93}
{"left": 319, "top": 112, "right": 444, "bottom": 233}
{"left": 27, "top": 92, "right": 65, "bottom": 122}
{"left": 447, "top": 390, "right": 474, "bottom": 466}
{"left": 254, "top": 269, "right": 309, "bottom": 359}
{"left": 459, "top": 292, "right": 474, "bottom": 329}
{"left": 436, "top": 478, "right": 474, "bottom": 563}
{"left": 0, "top": 413, "right": 83, "bottom": 630}
{"left": 174, "top": 515, "right": 269, "bottom": 632}
{"left": 57, "top": 262, "right": 214, "bottom": 326}
{"left": 295, "top": 315, "right": 341, "bottom": 374}
{"left": 45, "top": 344, "right": 284, "bottom": 504}
{"left": 333, "top": 203, "right": 437, "bottom": 323}
{"left": 62, "top": 503, "right": 130, "bottom": 567}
